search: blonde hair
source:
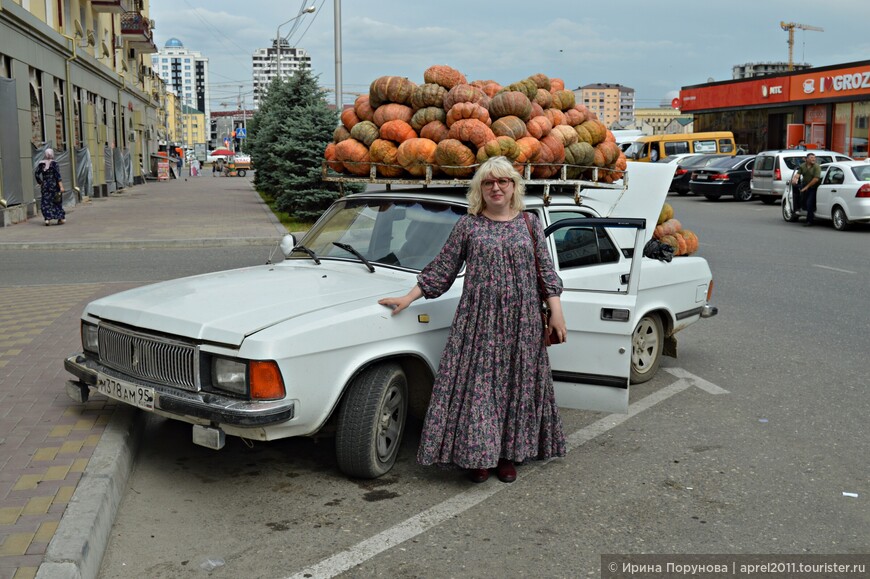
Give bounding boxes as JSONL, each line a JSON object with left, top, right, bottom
{"left": 466, "top": 156, "right": 525, "bottom": 215}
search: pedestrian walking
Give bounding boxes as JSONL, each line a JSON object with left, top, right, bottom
{"left": 793, "top": 152, "right": 821, "bottom": 226}
{"left": 34, "top": 148, "right": 65, "bottom": 226}
{"left": 378, "top": 156, "right": 567, "bottom": 484}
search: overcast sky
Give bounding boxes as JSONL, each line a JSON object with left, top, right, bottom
{"left": 149, "top": 0, "right": 870, "bottom": 113}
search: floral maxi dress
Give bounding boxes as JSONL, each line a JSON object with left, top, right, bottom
{"left": 416, "top": 212, "right": 567, "bottom": 470}
{"left": 36, "top": 161, "right": 65, "bottom": 222}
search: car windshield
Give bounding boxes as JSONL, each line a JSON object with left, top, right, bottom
{"left": 292, "top": 198, "right": 465, "bottom": 270}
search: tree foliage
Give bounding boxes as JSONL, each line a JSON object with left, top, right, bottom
{"left": 247, "top": 70, "right": 349, "bottom": 222}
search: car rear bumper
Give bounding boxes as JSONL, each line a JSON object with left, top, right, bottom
{"left": 64, "top": 354, "right": 295, "bottom": 427}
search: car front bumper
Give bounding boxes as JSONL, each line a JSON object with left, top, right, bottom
{"left": 64, "top": 354, "right": 295, "bottom": 427}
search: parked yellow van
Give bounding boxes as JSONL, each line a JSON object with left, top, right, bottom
{"left": 625, "top": 132, "right": 737, "bottom": 163}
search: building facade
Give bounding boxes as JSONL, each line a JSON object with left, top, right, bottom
{"left": 732, "top": 61, "right": 812, "bottom": 79}
{"left": 681, "top": 59, "right": 870, "bottom": 157}
{"left": 0, "top": 0, "right": 163, "bottom": 225}
{"left": 630, "top": 108, "right": 692, "bottom": 135}
{"left": 151, "top": 38, "right": 209, "bottom": 131}
{"left": 252, "top": 39, "right": 311, "bottom": 109}
{"left": 575, "top": 83, "right": 634, "bottom": 129}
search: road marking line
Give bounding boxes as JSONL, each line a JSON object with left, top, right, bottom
{"left": 286, "top": 371, "right": 723, "bottom": 579}
{"left": 664, "top": 367, "right": 730, "bottom": 395}
{"left": 812, "top": 264, "right": 856, "bottom": 274}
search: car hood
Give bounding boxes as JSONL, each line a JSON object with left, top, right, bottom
{"left": 86, "top": 263, "right": 408, "bottom": 347}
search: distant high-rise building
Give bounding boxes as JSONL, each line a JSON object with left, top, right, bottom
{"left": 575, "top": 83, "right": 635, "bottom": 128}
{"left": 732, "top": 62, "right": 812, "bottom": 79}
{"left": 252, "top": 38, "right": 311, "bottom": 109}
{"left": 151, "top": 38, "right": 210, "bottom": 124}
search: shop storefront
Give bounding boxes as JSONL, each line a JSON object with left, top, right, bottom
{"left": 679, "top": 60, "right": 870, "bottom": 159}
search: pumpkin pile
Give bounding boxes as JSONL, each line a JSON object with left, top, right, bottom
{"left": 324, "top": 64, "right": 627, "bottom": 181}
{"left": 654, "top": 202, "right": 699, "bottom": 256}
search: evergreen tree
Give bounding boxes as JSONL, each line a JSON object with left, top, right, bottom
{"left": 247, "top": 70, "right": 348, "bottom": 221}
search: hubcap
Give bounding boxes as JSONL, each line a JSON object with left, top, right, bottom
{"left": 632, "top": 319, "right": 659, "bottom": 373}
{"left": 376, "top": 384, "right": 403, "bottom": 460}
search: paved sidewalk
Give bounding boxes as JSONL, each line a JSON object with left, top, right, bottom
{"left": 0, "top": 174, "right": 287, "bottom": 579}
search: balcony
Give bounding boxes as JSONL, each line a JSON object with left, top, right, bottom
{"left": 91, "top": 0, "right": 132, "bottom": 13}
{"left": 121, "top": 12, "right": 157, "bottom": 53}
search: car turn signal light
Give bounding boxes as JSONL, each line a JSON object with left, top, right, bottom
{"left": 250, "top": 360, "right": 285, "bottom": 400}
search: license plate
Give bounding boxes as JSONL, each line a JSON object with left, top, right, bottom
{"left": 96, "top": 374, "right": 155, "bottom": 410}
{"left": 696, "top": 175, "right": 708, "bottom": 180}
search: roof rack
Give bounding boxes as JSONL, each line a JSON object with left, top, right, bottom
{"left": 321, "top": 161, "right": 627, "bottom": 206}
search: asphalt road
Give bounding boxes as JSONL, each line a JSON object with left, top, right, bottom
{"left": 32, "top": 195, "right": 868, "bottom": 579}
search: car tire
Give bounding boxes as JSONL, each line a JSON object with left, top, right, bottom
{"left": 734, "top": 182, "right": 753, "bottom": 201}
{"left": 782, "top": 195, "right": 799, "bottom": 222}
{"left": 760, "top": 196, "right": 777, "bottom": 205}
{"left": 336, "top": 363, "right": 407, "bottom": 479}
{"left": 237, "top": 169, "right": 246, "bottom": 177}
{"left": 631, "top": 314, "right": 663, "bottom": 384}
{"left": 832, "top": 206, "right": 849, "bottom": 231}
{"left": 677, "top": 190, "right": 688, "bottom": 196}
{"left": 704, "top": 194, "right": 721, "bottom": 201}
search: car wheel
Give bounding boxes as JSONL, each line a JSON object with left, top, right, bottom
{"left": 704, "top": 194, "right": 721, "bottom": 201}
{"left": 237, "top": 169, "right": 246, "bottom": 177}
{"left": 631, "top": 314, "right": 663, "bottom": 384}
{"left": 676, "top": 190, "right": 688, "bottom": 196}
{"left": 734, "top": 182, "right": 753, "bottom": 201}
{"left": 832, "top": 206, "right": 849, "bottom": 231}
{"left": 760, "top": 196, "right": 777, "bottom": 205}
{"left": 336, "top": 363, "right": 407, "bottom": 479}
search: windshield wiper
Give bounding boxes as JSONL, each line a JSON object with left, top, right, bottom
{"left": 332, "top": 242, "right": 375, "bottom": 273}
{"left": 291, "top": 244, "right": 321, "bottom": 264}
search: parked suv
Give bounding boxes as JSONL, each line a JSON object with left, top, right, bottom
{"left": 750, "top": 149, "right": 853, "bottom": 204}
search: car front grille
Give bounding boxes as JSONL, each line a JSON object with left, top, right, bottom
{"left": 98, "top": 323, "right": 199, "bottom": 391}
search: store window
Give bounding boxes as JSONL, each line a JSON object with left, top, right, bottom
{"left": 29, "top": 69, "right": 44, "bottom": 146}
{"left": 851, "top": 102, "right": 869, "bottom": 159}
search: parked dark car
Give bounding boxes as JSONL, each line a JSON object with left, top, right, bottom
{"left": 689, "top": 155, "right": 757, "bottom": 201}
{"left": 670, "top": 154, "right": 730, "bottom": 195}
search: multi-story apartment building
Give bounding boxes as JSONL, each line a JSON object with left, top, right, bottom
{"left": 575, "top": 83, "right": 635, "bottom": 128}
{"left": 252, "top": 39, "right": 311, "bottom": 109}
{"left": 732, "top": 61, "right": 811, "bottom": 79}
{"left": 150, "top": 37, "right": 209, "bottom": 126}
{"left": 0, "top": 0, "right": 165, "bottom": 225}
{"left": 631, "top": 108, "right": 693, "bottom": 135}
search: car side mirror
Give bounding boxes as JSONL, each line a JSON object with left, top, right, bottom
{"left": 280, "top": 233, "right": 297, "bottom": 258}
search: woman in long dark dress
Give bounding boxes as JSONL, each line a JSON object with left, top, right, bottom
{"left": 378, "top": 156, "right": 567, "bottom": 484}
{"left": 35, "top": 148, "right": 65, "bottom": 226}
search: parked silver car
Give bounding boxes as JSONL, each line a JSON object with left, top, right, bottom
{"left": 750, "top": 149, "right": 853, "bottom": 204}
{"left": 783, "top": 161, "right": 870, "bottom": 230}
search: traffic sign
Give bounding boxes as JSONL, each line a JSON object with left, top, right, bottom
{"left": 236, "top": 127, "right": 247, "bottom": 138}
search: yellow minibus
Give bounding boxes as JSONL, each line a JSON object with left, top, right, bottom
{"left": 625, "top": 132, "right": 737, "bottom": 163}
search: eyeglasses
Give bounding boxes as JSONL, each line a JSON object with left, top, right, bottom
{"left": 481, "top": 177, "right": 514, "bottom": 190}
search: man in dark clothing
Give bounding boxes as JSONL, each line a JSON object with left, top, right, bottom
{"left": 793, "top": 153, "right": 821, "bottom": 226}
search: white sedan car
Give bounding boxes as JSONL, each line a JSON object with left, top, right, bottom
{"left": 785, "top": 161, "right": 870, "bottom": 230}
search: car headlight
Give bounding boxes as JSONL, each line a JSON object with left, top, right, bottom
{"left": 211, "top": 358, "right": 286, "bottom": 400}
{"left": 82, "top": 322, "right": 99, "bottom": 354}
{"left": 213, "top": 358, "right": 247, "bottom": 395}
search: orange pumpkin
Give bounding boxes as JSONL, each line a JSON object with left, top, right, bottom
{"left": 334, "top": 138, "right": 370, "bottom": 176}
{"left": 443, "top": 84, "right": 489, "bottom": 110}
{"left": 324, "top": 142, "right": 344, "bottom": 173}
{"left": 373, "top": 103, "right": 414, "bottom": 127}
{"left": 423, "top": 64, "right": 467, "bottom": 89}
{"left": 333, "top": 125, "right": 351, "bottom": 143}
{"left": 471, "top": 79, "right": 503, "bottom": 97}
{"left": 340, "top": 107, "right": 360, "bottom": 131}
{"left": 435, "top": 139, "right": 476, "bottom": 177}
{"left": 369, "top": 139, "right": 404, "bottom": 177}
{"left": 526, "top": 115, "right": 552, "bottom": 140}
{"left": 534, "top": 88, "right": 553, "bottom": 109}
{"left": 491, "top": 115, "right": 528, "bottom": 140}
{"left": 488, "top": 91, "right": 533, "bottom": 121}
{"left": 446, "top": 102, "right": 491, "bottom": 127}
{"left": 530, "top": 102, "right": 545, "bottom": 118}
{"left": 379, "top": 119, "right": 417, "bottom": 143}
{"left": 369, "top": 76, "right": 417, "bottom": 107}
{"left": 543, "top": 108, "right": 566, "bottom": 127}
{"left": 477, "top": 136, "right": 520, "bottom": 163}
{"left": 397, "top": 138, "right": 438, "bottom": 176}
{"left": 514, "top": 136, "right": 543, "bottom": 173}
{"left": 563, "top": 108, "right": 585, "bottom": 127}
{"left": 447, "top": 119, "right": 496, "bottom": 149}
{"left": 528, "top": 73, "right": 551, "bottom": 90}
{"left": 549, "top": 78, "right": 565, "bottom": 92}
{"left": 419, "top": 120, "right": 450, "bottom": 143}
{"left": 533, "top": 134, "right": 565, "bottom": 178}
{"left": 550, "top": 125, "right": 579, "bottom": 147}
{"left": 353, "top": 94, "right": 375, "bottom": 122}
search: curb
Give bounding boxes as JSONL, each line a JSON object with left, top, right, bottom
{"left": 36, "top": 406, "right": 145, "bottom": 579}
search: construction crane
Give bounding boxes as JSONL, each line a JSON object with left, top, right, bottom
{"left": 780, "top": 21, "right": 824, "bottom": 71}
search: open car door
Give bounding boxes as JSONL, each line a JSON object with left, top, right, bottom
{"left": 544, "top": 217, "right": 647, "bottom": 414}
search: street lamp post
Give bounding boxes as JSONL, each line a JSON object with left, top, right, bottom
{"left": 275, "top": 6, "right": 315, "bottom": 82}
{"left": 334, "top": 0, "right": 342, "bottom": 109}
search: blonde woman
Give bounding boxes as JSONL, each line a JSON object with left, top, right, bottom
{"left": 379, "top": 156, "right": 567, "bottom": 484}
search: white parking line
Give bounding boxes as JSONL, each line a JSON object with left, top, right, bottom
{"left": 286, "top": 371, "right": 727, "bottom": 579}
{"left": 812, "top": 264, "right": 857, "bottom": 274}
